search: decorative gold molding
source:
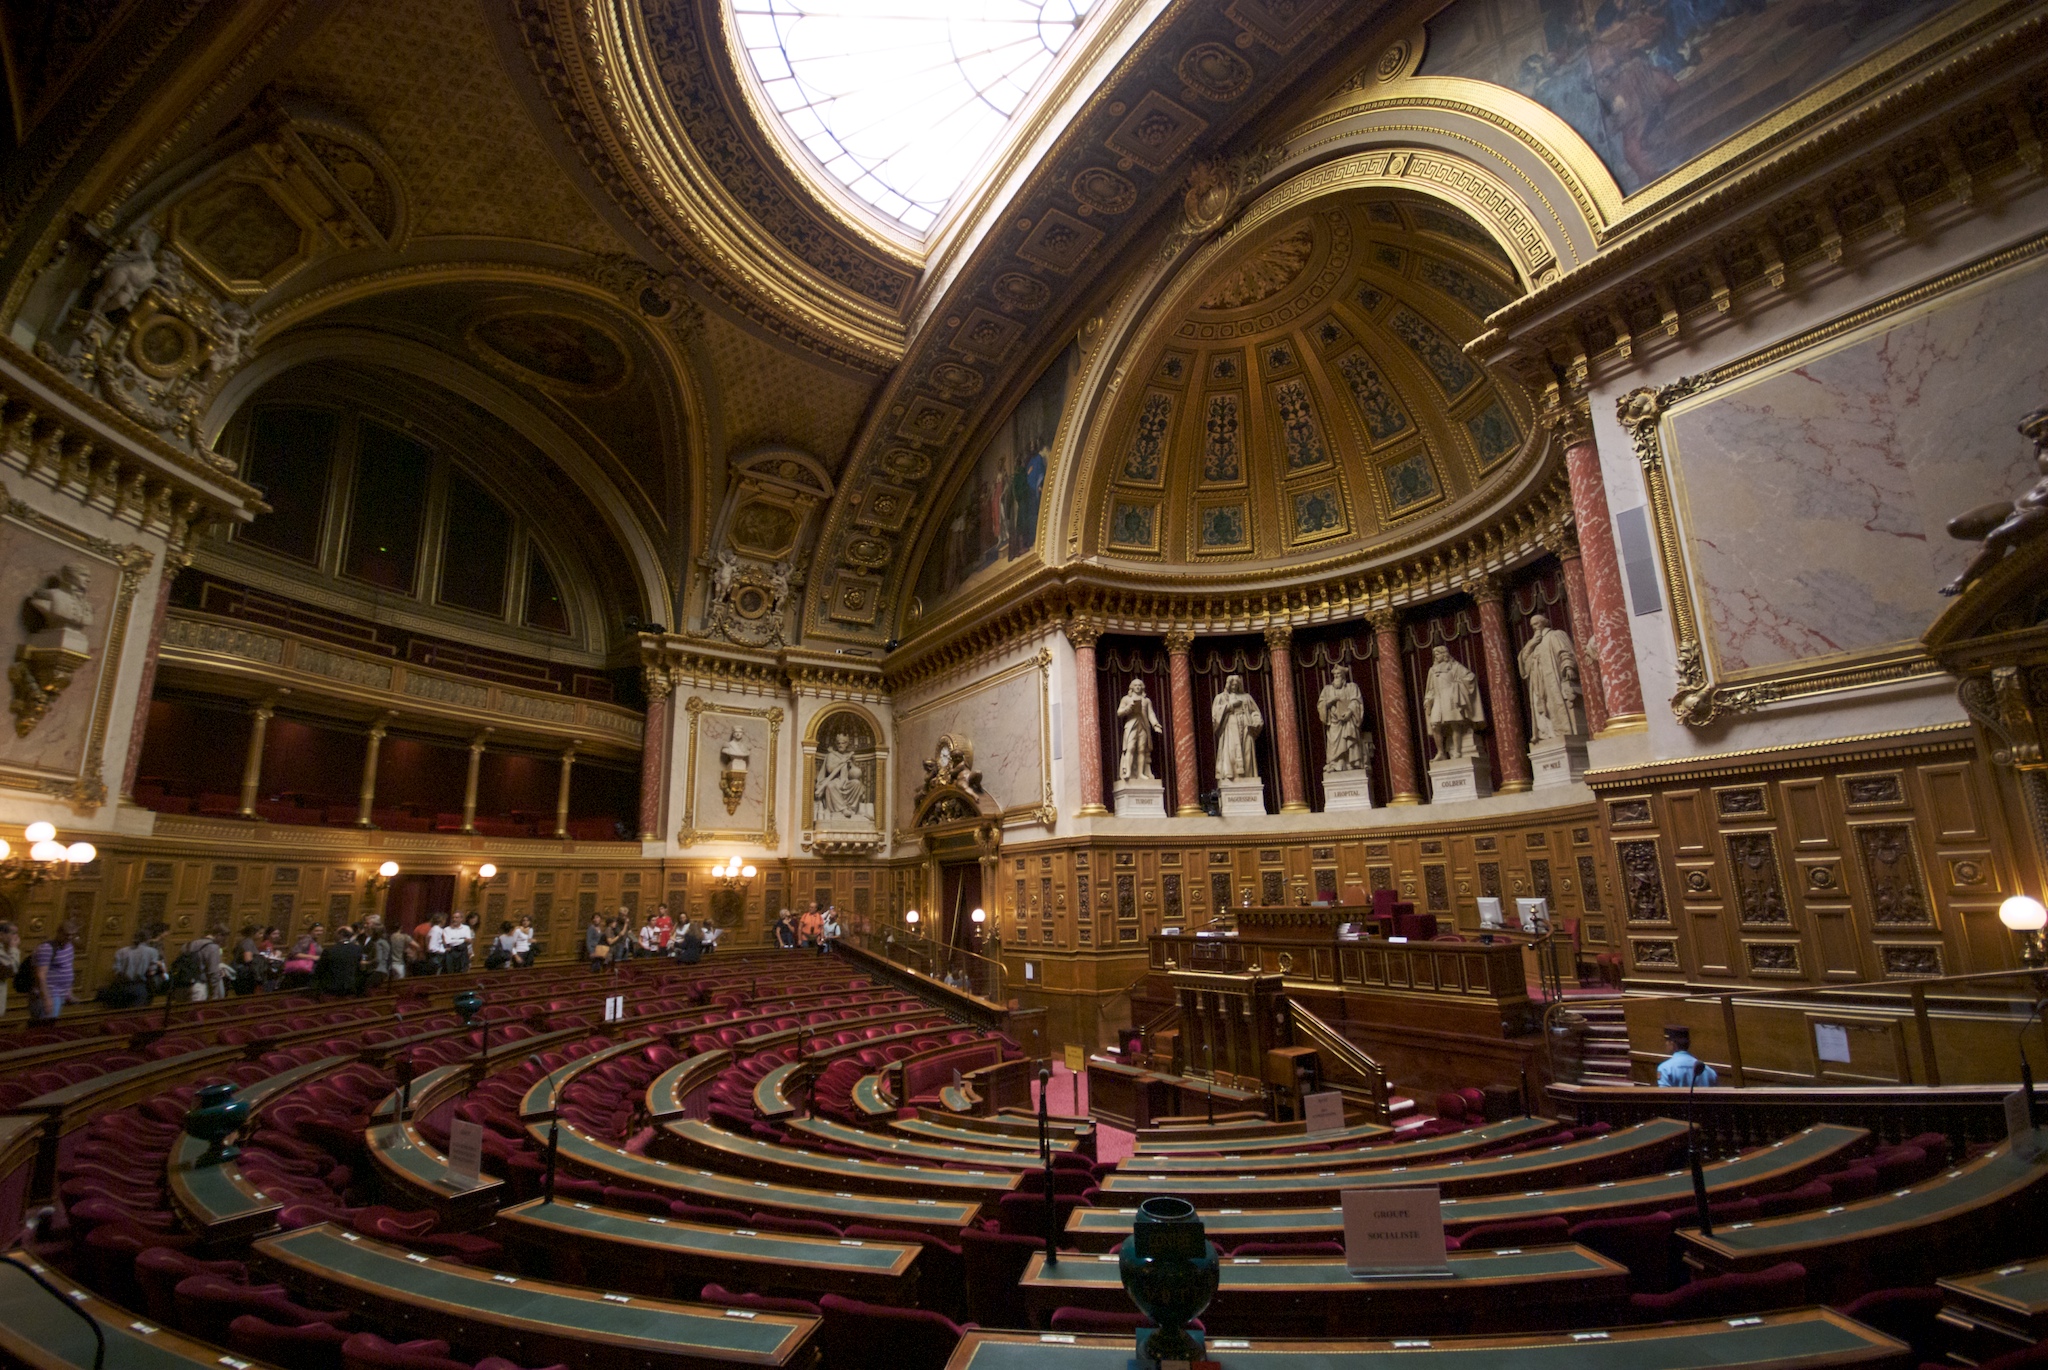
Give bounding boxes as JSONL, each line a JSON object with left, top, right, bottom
{"left": 1583, "top": 722, "right": 1975, "bottom": 790}
{"left": 678, "top": 695, "right": 781, "bottom": 849}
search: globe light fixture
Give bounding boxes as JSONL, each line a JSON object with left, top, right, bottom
{"left": 28, "top": 840, "right": 64, "bottom": 863}
{"left": 971, "top": 907, "right": 986, "bottom": 924}
{"left": 478, "top": 863, "right": 498, "bottom": 880}
{"left": 379, "top": 860, "right": 400, "bottom": 878}
{"left": 741, "top": 864, "right": 757, "bottom": 879}
{"left": 65, "top": 842, "right": 95, "bottom": 864}
{"left": 2002, "top": 895, "right": 2048, "bottom": 967}
{"left": 23, "top": 822, "right": 54, "bottom": 843}
{"left": 905, "top": 908, "right": 919, "bottom": 926}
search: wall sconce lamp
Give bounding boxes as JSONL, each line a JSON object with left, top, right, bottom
{"left": 367, "top": 860, "right": 400, "bottom": 900}
{"left": 468, "top": 862, "right": 498, "bottom": 904}
{"left": 904, "top": 908, "right": 919, "bottom": 929}
{"left": 2003, "top": 895, "right": 2048, "bottom": 968}
{"left": 0, "top": 822, "right": 94, "bottom": 888}
{"left": 711, "top": 856, "right": 756, "bottom": 888}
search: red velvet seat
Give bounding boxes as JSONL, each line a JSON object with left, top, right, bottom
{"left": 959, "top": 1227, "right": 1042, "bottom": 1329}
{"left": 843, "top": 1225, "right": 967, "bottom": 1319}
{"left": 996, "top": 1191, "right": 1090, "bottom": 1239}
{"left": 749, "top": 1211, "right": 841, "bottom": 1239}
{"left": 135, "top": 1246, "right": 248, "bottom": 1323}
{"left": 1569, "top": 1211, "right": 1677, "bottom": 1293}
{"left": 672, "top": 1199, "right": 753, "bottom": 1227}
{"left": 173, "top": 1275, "right": 349, "bottom": 1343}
{"left": 1834, "top": 1287, "right": 1947, "bottom": 1362}
{"left": 817, "top": 1293, "right": 971, "bottom": 1370}
{"left": 1755, "top": 1179, "right": 1832, "bottom": 1217}
{"left": 1814, "top": 1166, "right": 1881, "bottom": 1203}
{"left": 341, "top": 1334, "right": 472, "bottom": 1370}
{"left": 1627, "top": 1261, "right": 1808, "bottom": 1322}
{"left": 698, "top": 1282, "right": 823, "bottom": 1317}
{"left": 229, "top": 1315, "right": 351, "bottom": 1370}
{"left": 1451, "top": 1216, "right": 1569, "bottom": 1251}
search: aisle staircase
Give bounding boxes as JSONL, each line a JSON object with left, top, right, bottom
{"left": 1575, "top": 1000, "right": 1634, "bottom": 1085}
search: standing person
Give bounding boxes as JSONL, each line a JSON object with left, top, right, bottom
{"left": 314, "top": 925, "right": 364, "bottom": 996}
{"left": 365, "top": 918, "right": 392, "bottom": 990}
{"left": 701, "top": 921, "right": 723, "bottom": 956}
{"left": 607, "top": 917, "right": 632, "bottom": 967}
{"left": 413, "top": 913, "right": 435, "bottom": 963}
{"left": 652, "top": 903, "right": 674, "bottom": 953}
{"left": 487, "top": 921, "right": 519, "bottom": 970}
{"left": 451, "top": 912, "right": 479, "bottom": 972}
{"left": 0, "top": 921, "right": 20, "bottom": 1018}
{"left": 425, "top": 913, "right": 450, "bottom": 976}
{"left": 675, "top": 918, "right": 704, "bottom": 965}
{"left": 510, "top": 916, "right": 534, "bottom": 969}
{"left": 28, "top": 922, "right": 77, "bottom": 1022}
{"left": 281, "top": 924, "right": 322, "bottom": 988}
{"left": 1656, "top": 1026, "right": 1718, "bottom": 1088}
{"left": 798, "top": 903, "right": 823, "bottom": 950}
{"left": 637, "top": 917, "right": 662, "bottom": 957}
{"left": 105, "top": 927, "right": 161, "bottom": 1008}
{"left": 231, "top": 924, "right": 261, "bottom": 996}
{"left": 255, "top": 926, "right": 285, "bottom": 990}
{"left": 774, "top": 909, "right": 797, "bottom": 950}
{"left": 180, "top": 924, "right": 226, "bottom": 1001}
{"left": 586, "top": 913, "right": 607, "bottom": 972}
{"left": 819, "top": 907, "right": 841, "bottom": 956}
{"left": 384, "top": 920, "right": 412, "bottom": 984}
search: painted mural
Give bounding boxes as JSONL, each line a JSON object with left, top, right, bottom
{"left": 1420, "top": 0, "right": 1964, "bottom": 195}
{"left": 915, "top": 342, "right": 1077, "bottom": 606}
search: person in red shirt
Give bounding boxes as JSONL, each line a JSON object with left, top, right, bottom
{"left": 652, "top": 903, "right": 675, "bottom": 952}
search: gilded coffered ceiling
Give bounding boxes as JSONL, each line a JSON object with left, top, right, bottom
{"left": 1078, "top": 194, "right": 1532, "bottom": 569}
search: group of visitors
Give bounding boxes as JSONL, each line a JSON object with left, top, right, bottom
{"left": 585, "top": 902, "right": 720, "bottom": 971}
{"left": 773, "top": 902, "right": 842, "bottom": 953}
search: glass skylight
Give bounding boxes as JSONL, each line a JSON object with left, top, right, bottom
{"left": 729, "top": 0, "right": 1098, "bottom": 237}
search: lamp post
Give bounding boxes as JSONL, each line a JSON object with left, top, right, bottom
{"left": 2003, "top": 895, "right": 2048, "bottom": 969}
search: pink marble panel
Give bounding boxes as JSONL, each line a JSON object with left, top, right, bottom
{"left": 1668, "top": 262, "right": 2048, "bottom": 675}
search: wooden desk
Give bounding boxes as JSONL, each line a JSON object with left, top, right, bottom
{"left": 254, "top": 1223, "right": 818, "bottom": 1370}
{"left": 532, "top": 1118, "right": 981, "bottom": 1237}
{"left": 169, "top": 1054, "right": 352, "bottom": 1240}
{"left": 0, "top": 1253, "right": 289, "bottom": 1369}
{"left": 940, "top": 1309, "right": 1911, "bottom": 1370}
{"left": 1068, "top": 1124, "right": 1867, "bottom": 1250}
{"left": 890, "top": 1118, "right": 1043, "bottom": 1151}
{"left": 645, "top": 1050, "right": 734, "bottom": 1124}
{"left": 1134, "top": 1118, "right": 1396, "bottom": 1154}
{"left": 852, "top": 1072, "right": 895, "bottom": 1119}
{"left": 525, "top": 1035, "right": 662, "bottom": 1120}
{"left": 498, "top": 1197, "right": 920, "bottom": 1303}
{"left": 656, "top": 1118, "right": 1020, "bottom": 1202}
{"left": 1100, "top": 1119, "right": 1689, "bottom": 1205}
{"left": 1019, "top": 1246, "right": 1628, "bottom": 1336}
{"left": 1083, "top": 1059, "right": 1176, "bottom": 1130}
{"left": 1129, "top": 1117, "right": 1553, "bottom": 1173}
{"left": 1684, "top": 1133, "right": 2048, "bottom": 1301}
{"left": 786, "top": 1117, "right": 1045, "bottom": 1170}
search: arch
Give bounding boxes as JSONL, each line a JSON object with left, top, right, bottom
{"left": 207, "top": 329, "right": 675, "bottom": 627}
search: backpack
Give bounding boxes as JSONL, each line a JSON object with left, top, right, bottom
{"left": 168, "top": 946, "right": 207, "bottom": 989}
{"left": 12, "top": 954, "right": 37, "bottom": 994}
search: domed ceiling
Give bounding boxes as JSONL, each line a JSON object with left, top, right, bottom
{"left": 1079, "top": 193, "right": 1533, "bottom": 570}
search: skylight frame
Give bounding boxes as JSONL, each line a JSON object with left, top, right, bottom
{"left": 724, "top": 0, "right": 1105, "bottom": 247}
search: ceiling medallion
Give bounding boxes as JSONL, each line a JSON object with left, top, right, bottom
{"left": 1375, "top": 40, "right": 1412, "bottom": 82}
{"left": 991, "top": 273, "right": 1050, "bottom": 313}
{"left": 929, "top": 362, "right": 985, "bottom": 399}
{"left": 1177, "top": 42, "right": 1253, "bottom": 102}
{"left": 1070, "top": 166, "right": 1138, "bottom": 216}
{"left": 880, "top": 447, "right": 933, "bottom": 480}
{"left": 844, "top": 536, "right": 893, "bottom": 569}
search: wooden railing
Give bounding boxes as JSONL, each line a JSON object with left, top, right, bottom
{"left": 1291, "top": 1002, "right": 1392, "bottom": 1123}
{"left": 1548, "top": 1081, "right": 2012, "bottom": 1158}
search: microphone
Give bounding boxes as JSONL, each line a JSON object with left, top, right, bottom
{"left": 1687, "top": 1060, "right": 1712, "bottom": 1236}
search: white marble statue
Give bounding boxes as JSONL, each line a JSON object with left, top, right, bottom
{"left": 1423, "top": 645, "right": 1485, "bottom": 761}
{"left": 719, "top": 726, "right": 751, "bottom": 775}
{"left": 1211, "top": 672, "right": 1264, "bottom": 781}
{"left": 27, "top": 565, "right": 94, "bottom": 650}
{"left": 87, "top": 228, "right": 160, "bottom": 317}
{"left": 1317, "top": 663, "right": 1372, "bottom": 772}
{"left": 1115, "top": 679, "right": 1162, "bottom": 781}
{"left": 814, "top": 729, "right": 869, "bottom": 823}
{"left": 1518, "top": 614, "right": 1587, "bottom": 741}
{"left": 711, "top": 549, "right": 738, "bottom": 609}
{"left": 768, "top": 559, "right": 794, "bottom": 616}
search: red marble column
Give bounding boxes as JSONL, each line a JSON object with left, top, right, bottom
{"left": 1065, "top": 622, "right": 1108, "bottom": 815}
{"left": 1164, "top": 629, "right": 1201, "bottom": 816}
{"left": 1553, "top": 531, "right": 1609, "bottom": 735}
{"left": 1264, "top": 625, "right": 1308, "bottom": 813}
{"left": 1557, "top": 404, "right": 1645, "bottom": 723}
{"left": 1368, "top": 610, "right": 1420, "bottom": 805}
{"left": 639, "top": 672, "right": 670, "bottom": 841}
{"left": 1473, "top": 579, "right": 1532, "bottom": 793}
{"left": 119, "top": 562, "right": 180, "bottom": 800}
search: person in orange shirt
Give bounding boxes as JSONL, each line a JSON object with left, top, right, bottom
{"left": 797, "top": 903, "right": 823, "bottom": 949}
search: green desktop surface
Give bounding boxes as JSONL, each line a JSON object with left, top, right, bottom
{"left": 1132, "top": 1117, "right": 1553, "bottom": 1172}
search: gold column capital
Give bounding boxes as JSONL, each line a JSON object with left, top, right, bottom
{"left": 1469, "top": 575, "right": 1506, "bottom": 607}
{"left": 1542, "top": 395, "right": 1596, "bottom": 448}
{"left": 1163, "top": 628, "right": 1196, "bottom": 655}
{"left": 1262, "top": 624, "right": 1293, "bottom": 654}
{"left": 1366, "top": 607, "right": 1400, "bottom": 636}
{"left": 1063, "top": 618, "right": 1104, "bottom": 650}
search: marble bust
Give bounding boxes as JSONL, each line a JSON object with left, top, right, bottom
{"left": 1423, "top": 645, "right": 1485, "bottom": 761}
{"left": 1317, "top": 663, "right": 1372, "bottom": 772}
{"left": 1116, "top": 678, "right": 1162, "bottom": 781}
{"left": 27, "top": 564, "right": 94, "bottom": 651}
{"left": 1517, "top": 614, "right": 1587, "bottom": 741}
{"left": 1211, "top": 672, "right": 1263, "bottom": 781}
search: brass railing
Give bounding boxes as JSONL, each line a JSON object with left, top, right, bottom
{"left": 1291, "top": 1001, "right": 1392, "bottom": 1123}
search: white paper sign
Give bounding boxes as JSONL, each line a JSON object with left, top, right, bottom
{"left": 446, "top": 1119, "right": 485, "bottom": 1185}
{"left": 1342, "top": 1185, "right": 1449, "bottom": 1277}
{"left": 2006, "top": 1089, "right": 2041, "bottom": 1160}
{"left": 1814, "top": 1023, "right": 1851, "bottom": 1064}
{"left": 1303, "top": 1091, "right": 1347, "bottom": 1135}
{"left": 604, "top": 994, "right": 625, "bottom": 1022}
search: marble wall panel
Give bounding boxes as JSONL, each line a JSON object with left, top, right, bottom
{"left": 1664, "top": 257, "right": 2048, "bottom": 678}
{"left": 895, "top": 654, "right": 1048, "bottom": 821}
